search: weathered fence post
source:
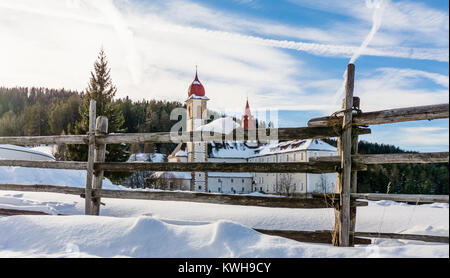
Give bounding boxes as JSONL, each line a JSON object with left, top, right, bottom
{"left": 85, "top": 100, "right": 96, "bottom": 215}
{"left": 349, "top": 98, "right": 360, "bottom": 246}
{"left": 334, "top": 64, "right": 355, "bottom": 247}
{"left": 91, "top": 116, "right": 108, "bottom": 216}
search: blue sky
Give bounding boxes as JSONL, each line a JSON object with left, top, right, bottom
{"left": 0, "top": 0, "right": 448, "bottom": 152}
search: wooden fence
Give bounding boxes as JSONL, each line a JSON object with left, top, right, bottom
{"left": 0, "top": 63, "right": 448, "bottom": 247}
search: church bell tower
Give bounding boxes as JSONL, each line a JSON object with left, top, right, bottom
{"left": 186, "top": 69, "right": 209, "bottom": 192}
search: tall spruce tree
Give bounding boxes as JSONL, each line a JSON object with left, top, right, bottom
{"left": 68, "top": 49, "right": 130, "bottom": 183}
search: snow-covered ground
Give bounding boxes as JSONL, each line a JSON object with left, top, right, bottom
{"left": 0, "top": 148, "right": 448, "bottom": 258}
{"left": 0, "top": 189, "right": 447, "bottom": 258}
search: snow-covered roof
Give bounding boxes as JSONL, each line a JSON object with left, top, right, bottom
{"left": 128, "top": 153, "right": 167, "bottom": 162}
{"left": 153, "top": 171, "right": 191, "bottom": 179}
{"left": 195, "top": 117, "right": 239, "bottom": 134}
{"left": 210, "top": 141, "right": 256, "bottom": 159}
{"left": 175, "top": 150, "right": 187, "bottom": 157}
{"left": 251, "top": 139, "right": 337, "bottom": 157}
{"left": 208, "top": 172, "right": 253, "bottom": 178}
{"left": 171, "top": 116, "right": 337, "bottom": 159}
{"left": 170, "top": 138, "right": 336, "bottom": 159}
{"left": 0, "top": 144, "right": 55, "bottom": 161}
{"left": 152, "top": 171, "right": 253, "bottom": 179}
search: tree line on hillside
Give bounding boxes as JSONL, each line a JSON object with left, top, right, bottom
{"left": 323, "top": 139, "right": 449, "bottom": 195}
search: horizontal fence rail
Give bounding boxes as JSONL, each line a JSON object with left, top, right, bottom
{"left": 350, "top": 193, "right": 449, "bottom": 203}
{"left": 0, "top": 160, "right": 368, "bottom": 173}
{"left": 308, "top": 103, "right": 449, "bottom": 127}
{"left": 95, "top": 161, "right": 368, "bottom": 173}
{"left": 255, "top": 229, "right": 448, "bottom": 244}
{"left": 0, "top": 127, "right": 372, "bottom": 146}
{"left": 0, "top": 184, "right": 368, "bottom": 209}
{"left": 310, "top": 152, "right": 449, "bottom": 164}
{"left": 0, "top": 135, "right": 88, "bottom": 145}
{"left": 254, "top": 229, "right": 372, "bottom": 245}
{"left": 0, "top": 160, "right": 87, "bottom": 170}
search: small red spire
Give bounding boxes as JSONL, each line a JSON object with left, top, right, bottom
{"left": 194, "top": 66, "right": 199, "bottom": 81}
{"left": 242, "top": 98, "right": 255, "bottom": 130}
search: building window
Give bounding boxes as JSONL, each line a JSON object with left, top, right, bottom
{"left": 294, "top": 154, "right": 296, "bottom": 161}
{"left": 231, "top": 179, "right": 234, "bottom": 183}
{"left": 198, "top": 186, "right": 202, "bottom": 190}
{"left": 301, "top": 153, "right": 303, "bottom": 160}
{"left": 301, "top": 183, "right": 304, "bottom": 191}
{"left": 286, "top": 155, "right": 289, "bottom": 162}
{"left": 242, "top": 187, "right": 244, "bottom": 192}
{"left": 242, "top": 179, "right": 244, "bottom": 183}
{"left": 218, "top": 178, "right": 222, "bottom": 183}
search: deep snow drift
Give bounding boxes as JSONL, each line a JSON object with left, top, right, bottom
{"left": 0, "top": 213, "right": 447, "bottom": 258}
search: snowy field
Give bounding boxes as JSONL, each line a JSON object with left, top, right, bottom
{"left": 0, "top": 162, "right": 448, "bottom": 258}
{"left": 0, "top": 188, "right": 448, "bottom": 258}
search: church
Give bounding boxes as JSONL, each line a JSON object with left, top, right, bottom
{"left": 157, "top": 70, "right": 338, "bottom": 195}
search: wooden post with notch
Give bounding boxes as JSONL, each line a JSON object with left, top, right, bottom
{"left": 84, "top": 100, "right": 96, "bottom": 215}
{"left": 91, "top": 116, "right": 108, "bottom": 215}
{"left": 334, "top": 64, "right": 355, "bottom": 247}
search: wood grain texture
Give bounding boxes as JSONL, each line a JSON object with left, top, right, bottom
{"left": 310, "top": 152, "right": 449, "bottom": 164}
{"left": 337, "top": 63, "right": 354, "bottom": 247}
{"left": 84, "top": 100, "right": 96, "bottom": 215}
{"left": 254, "top": 229, "right": 371, "bottom": 245}
{"left": 351, "top": 193, "right": 449, "bottom": 203}
{"left": 94, "top": 161, "right": 367, "bottom": 173}
{"left": 0, "top": 183, "right": 368, "bottom": 209}
{"left": 308, "top": 103, "right": 449, "bottom": 127}
{"left": 0, "top": 160, "right": 87, "bottom": 170}
{"left": 91, "top": 116, "right": 108, "bottom": 216}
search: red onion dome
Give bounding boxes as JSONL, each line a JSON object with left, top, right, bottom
{"left": 188, "top": 70, "right": 205, "bottom": 97}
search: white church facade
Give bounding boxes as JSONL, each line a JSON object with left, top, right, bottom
{"left": 161, "top": 70, "right": 338, "bottom": 195}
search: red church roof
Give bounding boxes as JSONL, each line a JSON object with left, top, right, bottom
{"left": 188, "top": 70, "right": 205, "bottom": 97}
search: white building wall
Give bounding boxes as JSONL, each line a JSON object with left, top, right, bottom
{"left": 208, "top": 176, "right": 253, "bottom": 194}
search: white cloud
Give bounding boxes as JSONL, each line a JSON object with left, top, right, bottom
{"left": 287, "top": 0, "right": 449, "bottom": 50}
{"left": 354, "top": 68, "right": 449, "bottom": 112}
{"left": 397, "top": 126, "right": 449, "bottom": 146}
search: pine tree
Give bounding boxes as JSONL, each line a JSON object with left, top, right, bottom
{"left": 67, "top": 49, "right": 130, "bottom": 183}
